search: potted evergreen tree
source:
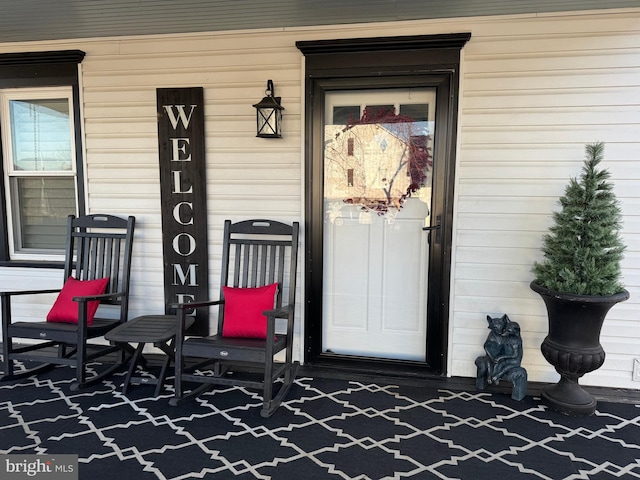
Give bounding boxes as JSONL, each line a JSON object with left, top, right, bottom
{"left": 530, "top": 142, "right": 629, "bottom": 416}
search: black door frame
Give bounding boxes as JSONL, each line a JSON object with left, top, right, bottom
{"left": 297, "top": 33, "right": 470, "bottom": 376}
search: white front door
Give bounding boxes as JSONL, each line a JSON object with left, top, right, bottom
{"left": 322, "top": 88, "right": 436, "bottom": 361}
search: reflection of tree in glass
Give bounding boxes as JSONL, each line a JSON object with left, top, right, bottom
{"left": 325, "top": 106, "right": 432, "bottom": 215}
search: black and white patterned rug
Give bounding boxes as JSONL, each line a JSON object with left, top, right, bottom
{"left": 1, "top": 363, "right": 639, "bottom": 480}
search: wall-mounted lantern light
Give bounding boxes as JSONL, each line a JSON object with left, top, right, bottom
{"left": 253, "top": 79, "right": 284, "bottom": 138}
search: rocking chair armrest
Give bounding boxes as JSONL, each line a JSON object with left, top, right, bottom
{"left": 169, "top": 298, "right": 224, "bottom": 311}
{"left": 263, "top": 304, "right": 293, "bottom": 318}
{"left": 0, "top": 288, "right": 62, "bottom": 298}
{"left": 171, "top": 299, "right": 223, "bottom": 337}
{"left": 71, "top": 291, "right": 125, "bottom": 303}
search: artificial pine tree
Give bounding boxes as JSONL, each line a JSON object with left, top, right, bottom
{"left": 532, "top": 142, "right": 626, "bottom": 296}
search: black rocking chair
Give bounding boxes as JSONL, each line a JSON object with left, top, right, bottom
{"left": 170, "top": 219, "right": 299, "bottom": 417}
{"left": 1, "top": 214, "right": 135, "bottom": 390}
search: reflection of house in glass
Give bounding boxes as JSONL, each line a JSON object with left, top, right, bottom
{"left": 324, "top": 108, "right": 433, "bottom": 214}
{"left": 10, "top": 99, "right": 72, "bottom": 172}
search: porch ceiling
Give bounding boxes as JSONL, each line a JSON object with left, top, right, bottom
{"left": 1, "top": 0, "right": 639, "bottom": 44}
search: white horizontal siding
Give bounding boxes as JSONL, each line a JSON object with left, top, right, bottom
{"left": 0, "top": 269, "right": 63, "bottom": 325}
{"left": 0, "top": 8, "right": 639, "bottom": 389}
{"left": 452, "top": 9, "right": 640, "bottom": 389}
{"left": 79, "top": 31, "right": 305, "bottom": 330}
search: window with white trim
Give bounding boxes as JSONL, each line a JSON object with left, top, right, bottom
{"left": 1, "top": 88, "right": 78, "bottom": 259}
{"left": 0, "top": 49, "right": 85, "bottom": 264}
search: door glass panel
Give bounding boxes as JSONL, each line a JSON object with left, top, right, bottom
{"left": 333, "top": 105, "right": 361, "bottom": 125}
{"left": 322, "top": 88, "right": 436, "bottom": 361}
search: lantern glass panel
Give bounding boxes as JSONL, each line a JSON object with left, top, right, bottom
{"left": 257, "top": 107, "right": 281, "bottom": 137}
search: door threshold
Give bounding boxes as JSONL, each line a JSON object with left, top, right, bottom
{"left": 301, "top": 353, "right": 444, "bottom": 387}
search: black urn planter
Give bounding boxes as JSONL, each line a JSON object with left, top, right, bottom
{"left": 530, "top": 281, "right": 629, "bottom": 416}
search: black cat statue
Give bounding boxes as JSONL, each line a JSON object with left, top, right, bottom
{"left": 475, "top": 314, "right": 528, "bottom": 401}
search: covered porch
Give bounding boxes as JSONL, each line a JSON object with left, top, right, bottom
{"left": 1, "top": 10, "right": 640, "bottom": 479}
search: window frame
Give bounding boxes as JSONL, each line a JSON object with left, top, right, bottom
{"left": 1, "top": 87, "right": 79, "bottom": 260}
{"left": 0, "top": 50, "right": 85, "bottom": 266}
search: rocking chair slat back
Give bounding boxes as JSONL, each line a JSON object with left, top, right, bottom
{"left": 221, "top": 237, "right": 295, "bottom": 331}
{"left": 171, "top": 218, "right": 299, "bottom": 417}
{"left": 65, "top": 214, "right": 134, "bottom": 313}
{"left": 1, "top": 213, "right": 136, "bottom": 390}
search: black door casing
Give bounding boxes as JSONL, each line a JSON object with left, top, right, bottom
{"left": 297, "top": 33, "right": 470, "bottom": 375}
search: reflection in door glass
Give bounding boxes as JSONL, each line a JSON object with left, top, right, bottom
{"left": 325, "top": 96, "right": 433, "bottom": 217}
{"left": 322, "top": 88, "right": 436, "bottom": 362}
{"left": 332, "top": 105, "right": 361, "bottom": 125}
{"left": 399, "top": 104, "right": 429, "bottom": 122}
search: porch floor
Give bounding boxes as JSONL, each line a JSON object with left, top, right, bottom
{"left": 1, "top": 358, "right": 639, "bottom": 480}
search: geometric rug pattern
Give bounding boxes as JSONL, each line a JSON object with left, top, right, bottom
{"left": 1, "top": 363, "right": 639, "bottom": 480}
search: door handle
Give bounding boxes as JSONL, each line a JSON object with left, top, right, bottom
{"left": 422, "top": 215, "right": 442, "bottom": 244}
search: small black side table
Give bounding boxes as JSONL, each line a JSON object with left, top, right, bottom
{"left": 105, "top": 315, "right": 194, "bottom": 396}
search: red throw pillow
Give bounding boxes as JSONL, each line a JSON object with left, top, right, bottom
{"left": 221, "top": 283, "right": 278, "bottom": 339}
{"left": 46, "top": 276, "right": 110, "bottom": 325}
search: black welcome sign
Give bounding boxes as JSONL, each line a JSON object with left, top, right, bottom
{"left": 156, "top": 87, "right": 209, "bottom": 335}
